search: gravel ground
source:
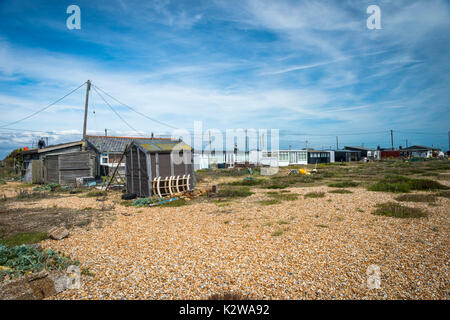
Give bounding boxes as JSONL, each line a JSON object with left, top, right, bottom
{"left": 25, "top": 182, "right": 448, "bottom": 300}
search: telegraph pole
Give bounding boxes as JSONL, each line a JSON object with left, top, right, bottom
{"left": 390, "top": 129, "right": 394, "bottom": 150}
{"left": 406, "top": 139, "right": 408, "bottom": 148}
{"left": 336, "top": 136, "right": 339, "bottom": 150}
{"left": 245, "top": 129, "right": 248, "bottom": 162}
{"left": 82, "top": 80, "right": 91, "bottom": 140}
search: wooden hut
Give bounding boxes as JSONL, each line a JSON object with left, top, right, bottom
{"left": 125, "top": 139, "right": 195, "bottom": 198}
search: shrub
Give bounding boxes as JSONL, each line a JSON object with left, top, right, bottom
{"left": 132, "top": 197, "right": 153, "bottom": 207}
{"left": 371, "top": 202, "right": 427, "bottom": 218}
{"left": 435, "top": 190, "right": 450, "bottom": 198}
{"left": 85, "top": 190, "right": 107, "bottom": 197}
{"left": 0, "top": 244, "right": 79, "bottom": 281}
{"left": 328, "top": 181, "right": 359, "bottom": 188}
{"left": 328, "top": 189, "right": 353, "bottom": 194}
{"left": 227, "top": 177, "right": 265, "bottom": 186}
{"left": 267, "top": 191, "right": 298, "bottom": 202}
{"left": 395, "top": 194, "right": 436, "bottom": 203}
{"left": 407, "top": 179, "right": 447, "bottom": 191}
{"left": 217, "top": 187, "right": 253, "bottom": 198}
{"left": 259, "top": 199, "right": 280, "bottom": 206}
{"left": 368, "top": 182, "right": 411, "bottom": 193}
{"left": 304, "top": 192, "right": 325, "bottom": 198}
{"left": 160, "top": 198, "right": 186, "bottom": 207}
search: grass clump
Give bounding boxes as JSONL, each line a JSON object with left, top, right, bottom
{"left": 217, "top": 186, "right": 253, "bottom": 198}
{"left": 0, "top": 244, "right": 79, "bottom": 281}
{"left": 271, "top": 229, "right": 284, "bottom": 236}
{"left": 267, "top": 191, "right": 298, "bottom": 201}
{"left": 85, "top": 190, "right": 107, "bottom": 198}
{"left": 395, "top": 194, "right": 436, "bottom": 203}
{"left": 0, "top": 231, "right": 48, "bottom": 247}
{"left": 371, "top": 202, "right": 427, "bottom": 218}
{"left": 328, "top": 181, "right": 359, "bottom": 188}
{"left": 259, "top": 199, "right": 281, "bottom": 206}
{"left": 304, "top": 192, "right": 325, "bottom": 198}
{"left": 368, "top": 175, "right": 448, "bottom": 193}
{"left": 160, "top": 198, "right": 187, "bottom": 207}
{"left": 435, "top": 190, "right": 450, "bottom": 198}
{"left": 328, "top": 189, "right": 353, "bottom": 194}
{"left": 227, "top": 177, "right": 265, "bottom": 186}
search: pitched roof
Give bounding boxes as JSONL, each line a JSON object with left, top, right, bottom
{"left": 22, "top": 141, "right": 83, "bottom": 154}
{"left": 86, "top": 135, "right": 171, "bottom": 153}
{"left": 86, "top": 135, "right": 192, "bottom": 153}
{"left": 344, "top": 146, "right": 376, "bottom": 151}
{"left": 403, "top": 145, "right": 440, "bottom": 151}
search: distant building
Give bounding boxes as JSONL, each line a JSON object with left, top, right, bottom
{"left": 344, "top": 146, "right": 380, "bottom": 160}
{"left": 401, "top": 145, "right": 441, "bottom": 158}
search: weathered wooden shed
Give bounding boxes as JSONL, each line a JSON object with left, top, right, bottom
{"left": 43, "top": 151, "right": 97, "bottom": 185}
{"left": 125, "top": 140, "right": 195, "bottom": 197}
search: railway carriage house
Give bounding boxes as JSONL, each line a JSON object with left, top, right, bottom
{"left": 125, "top": 139, "right": 195, "bottom": 198}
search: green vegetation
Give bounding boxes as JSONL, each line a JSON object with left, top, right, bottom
{"left": 259, "top": 199, "right": 281, "bottom": 206}
{"left": 85, "top": 190, "right": 107, "bottom": 198}
{"left": 132, "top": 197, "right": 153, "bottom": 207}
{"left": 395, "top": 194, "right": 437, "bottom": 203}
{"left": 0, "top": 244, "right": 79, "bottom": 281}
{"left": 217, "top": 186, "right": 253, "bottom": 198}
{"left": 227, "top": 177, "right": 265, "bottom": 186}
{"left": 266, "top": 191, "right": 298, "bottom": 202}
{"left": 328, "top": 181, "right": 359, "bottom": 188}
{"left": 368, "top": 175, "right": 448, "bottom": 193}
{"left": 435, "top": 190, "right": 450, "bottom": 198}
{"left": 271, "top": 229, "right": 284, "bottom": 236}
{"left": 0, "top": 231, "right": 48, "bottom": 247}
{"left": 371, "top": 202, "right": 427, "bottom": 218}
{"left": 328, "top": 189, "right": 353, "bottom": 194}
{"left": 304, "top": 192, "right": 326, "bottom": 198}
{"left": 161, "top": 198, "right": 187, "bottom": 207}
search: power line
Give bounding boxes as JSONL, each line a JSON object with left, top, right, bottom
{"left": 0, "top": 81, "right": 87, "bottom": 129}
{"left": 92, "top": 86, "right": 142, "bottom": 135}
{"left": 92, "top": 84, "right": 179, "bottom": 130}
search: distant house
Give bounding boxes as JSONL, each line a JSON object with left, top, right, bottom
{"left": 401, "top": 145, "right": 441, "bottom": 158}
{"left": 307, "top": 150, "right": 334, "bottom": 164}
{"left": 344, "top": 146, "right": 380, "bottom": 160}
{"left": 277, "top": 150, "right": 308, "bottom": 166}
{"left": 334, "top": 150, "right": 361, "bottom": 162}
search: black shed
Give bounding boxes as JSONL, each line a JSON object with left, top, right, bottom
{"left": 125, "top": 139, "right": 195, "bottom": 198}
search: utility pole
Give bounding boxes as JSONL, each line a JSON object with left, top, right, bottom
{"left": 406, "top": 139, "right": 408, "bottom": 148}
{"left": 390, "top": 129, "right": 394, "bottom": 150}
{"left": 82, "top": 80, "right": 91, "bottom": 141}
{"left": 448, "top": 131, "right": 450, "bottom": 152}
{"left": 336, "top": 136, "right": 339, "bottom": 150}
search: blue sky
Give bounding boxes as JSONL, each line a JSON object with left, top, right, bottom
{"left": 0, "top": 0, "right": 449, "bottom": 158}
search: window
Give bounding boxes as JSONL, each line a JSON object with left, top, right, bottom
{"left": 297, "top": 152, "right": 306, "bottom": 161}
{"left": 279, "top": 152, "right": 288, "bottom": 161}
